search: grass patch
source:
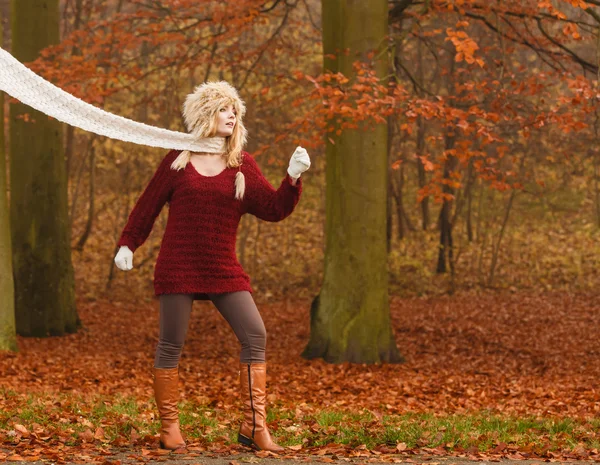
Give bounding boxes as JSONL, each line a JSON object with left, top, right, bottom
{"left": 1, "top": 391, "right": 599, "bottom": 453}
{"left": 269, "top": 409, "right": 600, "bottom": 452}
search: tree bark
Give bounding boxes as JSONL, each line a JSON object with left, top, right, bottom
{"left": 302, "top": 0, "right": 402, "bottom": 364}
{"left": 75, "top": 142, "right": 95, "bottom": 251}
{"left": 415, "top": 39, "right": 429, "bottom": 230}
{"left": 416, "top": 115, "right": 429, "bottom": 230}
{"left": 436, "top": 131, "right": 457, "bottom": 275}
{"left": 0, "top": 10, "right": 18, "bottom": 351}
{"left": 10, "top": 0, "right": 79, "bottom": 337}
{"left": 386, "top": 115, "right": 394, "bottom": 251}
{"left": 64, "top": 0, "right": 86, "bottom": 178}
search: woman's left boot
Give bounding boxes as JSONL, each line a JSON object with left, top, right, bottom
{"left": 153, "top": 366, "right": 187, "bottom": 450}
{"left": 237, "top": 362, "right": 284, "bottom": 452}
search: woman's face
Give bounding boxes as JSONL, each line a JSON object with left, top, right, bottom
{"left": 215, "top": 104, "right": 237, "bottom": 137}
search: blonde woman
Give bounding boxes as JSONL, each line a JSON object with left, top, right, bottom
{"left": 114, "top": 81, "right": 310, "bottom": 452}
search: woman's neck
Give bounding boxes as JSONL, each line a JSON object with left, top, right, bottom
{"left": 191, "top": 151, "right": 225, "bottom": 157}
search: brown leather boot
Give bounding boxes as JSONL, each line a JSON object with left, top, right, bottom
{"left": 237, "top": 362, "right": 284, "bottom": 452}
{"left": 153, "top": 367, "right": 187, "bottom": 450}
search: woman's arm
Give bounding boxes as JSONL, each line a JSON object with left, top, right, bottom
{"left": 242, "top": 153, "right": 303, "bottom": 222}
{"left": 117, "top": 150, "right": 177, "bottom": 252}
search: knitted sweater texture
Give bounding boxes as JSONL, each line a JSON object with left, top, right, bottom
{"left": 117, "top": 150, "right": 302, "bottom": 298}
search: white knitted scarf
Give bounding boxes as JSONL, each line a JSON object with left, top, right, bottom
{"left": 0, "top": 46, "right": 226, "bottom": 153}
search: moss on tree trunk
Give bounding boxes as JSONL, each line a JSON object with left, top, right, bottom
{"left": 302, "top": 0, "right": 403, "bottom": 364}
{"left": 10, "top": 0, "right": 79, "bottom": 337}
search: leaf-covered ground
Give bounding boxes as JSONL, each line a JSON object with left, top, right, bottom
{"left": 1, "top": 291, "right": 599, "bottom": 463}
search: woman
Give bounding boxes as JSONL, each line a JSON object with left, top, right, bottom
{"left": 113, "top": 81, "right": 310, "bottom": 453}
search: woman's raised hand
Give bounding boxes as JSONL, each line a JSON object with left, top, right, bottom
{"left": 114, "top": 245, "right": 133, "bottom": 271}
{"left": 287, "top": 146, "right": 311, "bottom": 179}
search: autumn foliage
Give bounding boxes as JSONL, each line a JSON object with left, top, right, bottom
{"left": 1, "top": 291, "right": 600, "bottom": 461}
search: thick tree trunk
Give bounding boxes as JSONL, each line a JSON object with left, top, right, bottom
{"left": 10, "top": 0, "right": 79, "bottom": 337}
{"left": 0, "top": 11, "right": 17, "bottom": 351}
{"left": 302, "top": 0, "right": 402, "bottom": 364}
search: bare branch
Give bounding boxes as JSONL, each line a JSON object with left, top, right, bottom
{"left": 536, "top": 17, "right": 598, "bottom": 75}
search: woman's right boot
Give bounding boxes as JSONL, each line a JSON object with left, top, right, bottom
{"left": 237, "top": 362, "right": 284, "bottom": 452}
{"left": 153, "top": 366, "right": 187, "bottom": 450}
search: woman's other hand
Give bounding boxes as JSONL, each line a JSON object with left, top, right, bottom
{"left": 114, "top": 245, "right": 134, "bottom": 271}
{"left": 287, "top": 146, "right": 311, "bottom": 179}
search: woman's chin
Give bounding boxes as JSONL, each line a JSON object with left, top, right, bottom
{"left": 215, "top": 129, "right": 234, "bottom": 138}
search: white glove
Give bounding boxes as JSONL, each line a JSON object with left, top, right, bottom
{"left": 114, "top": 245, "right": 133, "bottom": 271}
{"left": 287, "top": 146, "right": 311, "bottom": 179}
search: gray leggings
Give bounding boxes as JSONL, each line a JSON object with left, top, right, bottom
{"left": 154, "top": 291, "right": 267, "bottom": 368}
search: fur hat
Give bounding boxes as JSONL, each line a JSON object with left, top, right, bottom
{"left": 182, "top": 80, "right": 247, "bottom": 138}
{"left": 173, "top": 81, "right": 248, "bottom": 200}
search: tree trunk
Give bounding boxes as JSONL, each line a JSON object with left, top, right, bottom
{"left": 302, "top": 0, "right": 402, "bottom": 364}
{"left": 416, "top": 115, "right": 429, "bottom": 230}
{"left": 436, "top": 132, "right": 457, "bottom": 274}
{"left": 0, "top": 10, "right": 17, "bottom": 351}
{"left": 10, "top": 0, "right": 79, "bottom": 337}
{"left": 64, "top": 0, "right": 86, "bottom": 178}
{"left": 416, "top": 39, "right": 429, "bottom": 230}
{"left": 75, "top": 142, "right": 95, "bottom": 251}
{"left": 387, "top": 114, "right": 395, "bottom": 250}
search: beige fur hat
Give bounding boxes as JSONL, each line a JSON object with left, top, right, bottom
{"left": 182, "top": 80, "right": 247, "bottom": 138}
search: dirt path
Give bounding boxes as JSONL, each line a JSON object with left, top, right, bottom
{"left": 2, "top": 448, "right": 599, "bottom": 465}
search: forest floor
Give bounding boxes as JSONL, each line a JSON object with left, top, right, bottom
{"left": 0, "top": 290, "right": 599, "bottom": 464}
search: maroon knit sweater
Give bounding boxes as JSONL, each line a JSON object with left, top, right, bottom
{"left": 117, "top": 150, "right": 302, "bottom": 299}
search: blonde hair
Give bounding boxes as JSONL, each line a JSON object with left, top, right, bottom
{"left": 170, "top": 81, "right": 248, "bottom": 199}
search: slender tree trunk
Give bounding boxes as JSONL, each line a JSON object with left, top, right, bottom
{"left": 390, "top": 161, "right": 413, "bottom": 241}
{"left": 463, "top": 159, "right": 475, "bottom": 243}
{"left": 594, "top": 148, "right": 600, "bottom": 228}
{"left": 488, "top": 189, "right": 516, "bottom": 287}
{"left": 466, "top": 181, "right": 474, "bottom": 242}
{"left": 75, "top": 142, "right": 95, "bottom": 250}
{"left": 436, "top": 132, "right": 457, "bottom": 274}
{"left": 303, "top": 0, "right": 402, "bottom": 364}
{"left": 69, "top": 136, "right": 92, "bottom": 229}
{"left": 416, "top": 116, "right": 429, "bottom": 230}
{"left": 475, "top": 179, "right": 484, "bottom": 241}
{"left": 416, "top": 39, "right": 429, "bottom": 230}
{"left": 387, "top": 114, "right": 395, "bottom": 250}
{"left": 10, "top": 0, "right": 79, "bottom": 336}
{"left": 0, "top": 11, "right": 18, "bottom": 351}
{"left": 487, "top": 153, "right": 526, "bottom": 286}
{"left": 393, "top": 169, "right": 406, "bottom": 241}
{"left": 64, "top": 0, "right": 86, "bottom": 178}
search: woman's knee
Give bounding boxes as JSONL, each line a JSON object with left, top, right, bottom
{"left": 248, "top": 324, "right": 267, "bottom": 350}
{"left": 154, "top": 339, "right": 184, "bottom": 368}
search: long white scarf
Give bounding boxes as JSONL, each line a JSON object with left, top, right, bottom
{"left": 0, "top": 46, "right": 226, "bottom": 153}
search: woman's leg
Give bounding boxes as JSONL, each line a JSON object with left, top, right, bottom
{"left": 208, "top": 291, "right": 282, "bottom": 452}
{"left": 155, "top": 294, "right": 194, "bottom": 368}
{"left": 208, "top": 291, "right": 266, "bottom": 363}
{"left": 153, "top": 294, "right": 193, "bottom": 450}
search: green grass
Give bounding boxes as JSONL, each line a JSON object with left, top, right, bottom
{"left": 1, "top": 392, "right": 599, "bottom": 453}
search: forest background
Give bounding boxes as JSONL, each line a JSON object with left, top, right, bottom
{"left": 1, "top": 0, "right": 600, "bottom": 462}
{"left": 2, "top": 0, "right": 600, "bottom": 301}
